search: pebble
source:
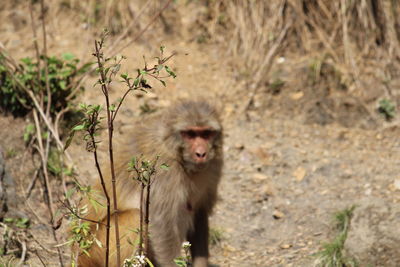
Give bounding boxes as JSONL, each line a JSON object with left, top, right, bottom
{"left": 280, "top": 244, "right": 292, "bottom": 249}
{"left": 234, "top": 143, "right": 245, "bottom": 150}
{"left": 224, "top": 244, "right": 237, "bottom": 252}
{"left": 365, "top": 188, "right": 372, "bottom": 195}
{"left": 388, "top": 180, "right": 400, "bottom": 191}
{"left": 252, "top": 173, "right": 268, "bottom": 182}
{"left": 273, "top": 209, "right": 285, "bottom": 219}
{"left": 290, "top": 91, "right": 304, "bottom": 100}
{"left": 262, "top": 183, "right": 275, "bottom": 196}
{"left": 293, "top": 167, "right": 306, "bottom": 182}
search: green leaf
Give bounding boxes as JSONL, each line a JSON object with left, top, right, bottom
{"left": 128, "top": 157, "right": 137, "bottom": 169}
{"left": 77, "top": 62, "right": 93, "bottom": 74}
{"left": 156, "top": 64, "right": 164, "bottom": 72}
{"left": 62, "top": 53, "right": 75, "bottom": 61}
{"left": 93, "top": 79, "right": 102, "bottom": 87}
{"left": 94, "top": 238, "right": 103, "bottom": 248}
{"left": 104, "top": 67, "right": 110, "bottom": 76}
{"left": 160, "top": 163, "right": 169, "bottom": 170}
{"left": 15, "top": 218, "right": 30, "bottom": 228}
{"left": 23, "top": 124, "right": 35, "bottom": 142}
{"left": 65, "top": 187, "right": 76, "bottom": 199}
{"left": 133, "top": 77, "right": 140, "bottom": 87}
{"left": 73, "top": 124, "right": 85, "bottom": 131}
{"left": 173, "top": 258, "right": 187, "bottom": 267}
{"left": 63, "top": 167, "right": 74, "bottom": 176}
{"left": 81, "top": 249, "right": 90, "bottom": 257}
{"left": 4, "top": 217, "right": 14, "bottom": 223}
{"left": 20, "top": 57, "right": 32, "bottom": 65}
{"left": 59, "top": 80, "right": 67, "bottom": 90}
{"left": 165, "top": 66, "right": 177, "bottom": 78}
{"left": 114, "top": 64, "right": 121, "bottom": 73}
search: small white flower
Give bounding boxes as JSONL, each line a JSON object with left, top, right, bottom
{"left": 123, "top": 258, "right": 133, "bottom": 267}
{"left": 135, "top": 254, "right": 146, "bottom": 264}
{"left": 277, "top": 57, "right": 286, "bottom": 64}
{"left": 182, "top": 241, "right": 191, "bottom": 248}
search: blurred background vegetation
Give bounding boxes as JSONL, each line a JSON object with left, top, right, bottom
{"left": 1, "top": 0, "right": 399, "bottom": 128}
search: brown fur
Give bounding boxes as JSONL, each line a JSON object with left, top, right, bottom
{"left": 77, "top": 100, "right": 223, "bottom": 267}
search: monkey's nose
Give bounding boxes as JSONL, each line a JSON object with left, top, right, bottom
{"left": 195, "top": 152, "right": 207, "bottom": 158}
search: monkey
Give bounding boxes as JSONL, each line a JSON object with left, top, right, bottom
{"left": 77, "top": 99, "right": 223, "bottom": 267}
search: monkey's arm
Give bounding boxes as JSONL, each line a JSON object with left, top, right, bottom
{"left": 187, "top": 207, "right": 209, "bottom": 267}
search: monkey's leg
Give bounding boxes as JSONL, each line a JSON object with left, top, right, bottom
{"left": 187, "top": 207, "right": 209, "bottom": 267}
{"left": 148, "top": 220, "right": 182, "bottom": 267}
{"left": 78, "top": 209, "right": 140, "bottom": 267}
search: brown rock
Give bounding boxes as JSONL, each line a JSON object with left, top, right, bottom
{"left": 273, "top": 209, "right": 285, "bottom": 219}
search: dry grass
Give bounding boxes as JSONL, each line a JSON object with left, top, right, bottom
{"left": 218, "top": 0, "right": 400, "bottom": 79}
{"left": 198, "top": 0, "right": 400, "bottom": 125}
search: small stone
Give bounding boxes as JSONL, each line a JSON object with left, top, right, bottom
{"left": 394, "top": 179, "right": 400, "bottom": 190}
{"left": 273, "top": 210, "right": 285, "bottom": 219}
{"left": 319, "top": 190, "right": 328, "bottom": 195}
{"left": 224, "top": 105, "right": 235, "bottom": 117}
{"left": 146, "top": 91, "right": 158, "bottom": 99}
{"left": 293, "top": 167, "right": 306, "bottom": 182}
{"left": 252, "top": 147, "right": 270, "bottom": 165}
{"left": 252, "top": 173, "right": 268, "bottom": 182}
{"left": 234, "top": 143, "right": 245, "bottom": 150}
{"left": 280, "top": 243, "right": 291, "bottom": 249}
{"left": 224, "top": 244, "right": 236, "bottom": 252}
{"left": 277, "top": 57, "right": 285, "bottom": 64}
{"left": 388, "top": 179, "right": 400, "bottom": 191}
{"left": 290, "top": 91, "right": 304, "bottom": 100}
{"left": 365, "top": 188, "right": 372, "bottom": 195}
{"left": 262, "top": 183, "right": 275, "bottom": 196}
{"left": 253, "top": 100, "right": 262, "bottom": 108}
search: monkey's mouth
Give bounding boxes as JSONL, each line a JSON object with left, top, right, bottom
{"left": 184, "top": 160, "right": 209, "bottom": 173}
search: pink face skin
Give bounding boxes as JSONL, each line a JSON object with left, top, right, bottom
{"left": 180, "top": 126, "right": 217, "bottom": 164}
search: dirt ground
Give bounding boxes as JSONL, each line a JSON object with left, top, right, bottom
{"left": 1, "top": 1, "right": 400, "bottom": 266}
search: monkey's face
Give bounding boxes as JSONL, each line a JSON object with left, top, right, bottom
{"left": 179, "top": 126, "right": 220, "bottom": 169}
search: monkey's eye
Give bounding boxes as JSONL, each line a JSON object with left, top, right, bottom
{"left": 200, "top": 130, "right": 215, "bottom": 139}
{"left": 181, "top": 130, "right": 197, "bottom": 139}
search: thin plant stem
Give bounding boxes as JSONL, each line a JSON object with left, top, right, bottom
{"left": 144, "top": 176, "right": 151, "bottom": 256}
{"left": 28, "top": 1, "right": 41, "bottom": 85}
{"left": 138, "top": 184, "right": 145, "bottom": 256}
{"left": 91, "top": 136, "right": 111, "bottom": 267}
{"left": 60, "top": 199, "right": 106, "bottom": 226}
{"left": 94, "top": 39, "right": 121, "bottom": 267}
{"left": 39, "top": 0, "right": 51, "bottom": 118}
{"left": 33, "top": 110, "right": 65, "bottom": 267}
